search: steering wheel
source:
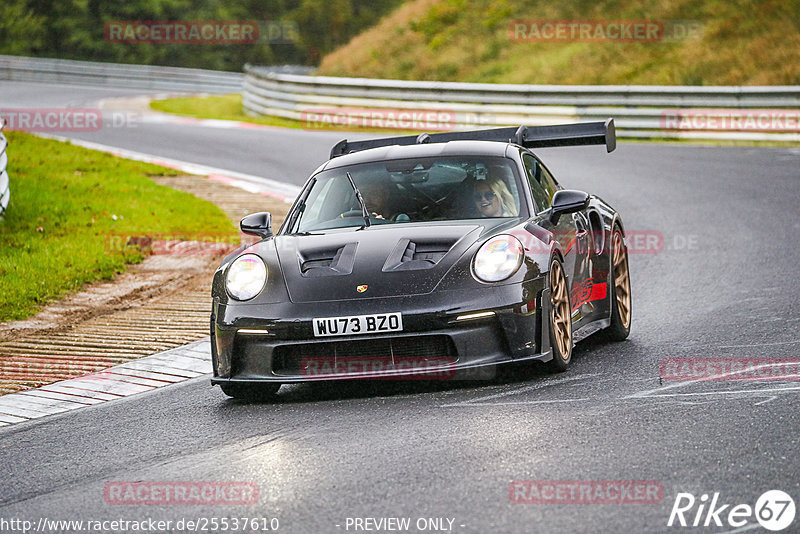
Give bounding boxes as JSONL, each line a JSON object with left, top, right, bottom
{"left": 338, "top": 209, "right": 364, "bottom": 218}
{"left": 419, "top": 199, "right": 448, "bottom": 220}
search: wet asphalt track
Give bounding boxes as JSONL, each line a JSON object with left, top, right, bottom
{"left": 1, "top": 81, "right": 799, "bottom": 533}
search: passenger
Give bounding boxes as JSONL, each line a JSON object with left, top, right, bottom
{"left": 472, "top": 176, "right": 516, "bottom": 217}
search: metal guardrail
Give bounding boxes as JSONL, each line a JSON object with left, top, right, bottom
{"left": 1, "top": 56, "right": 796, "bottom": 142}
{"left": 243, "top": 65, "right": 800, "bottom": 142}
{"left": 0, "top": 55, "right": 247, "bottom": 94}
{"left": 0, "top": 119, "right": 9, "bottom": 217}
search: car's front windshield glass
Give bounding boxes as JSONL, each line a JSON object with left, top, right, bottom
{"left": 292, "top": 156, "right": 525, "bottom": 233}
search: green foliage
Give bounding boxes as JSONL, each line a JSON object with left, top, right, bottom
{"left": 0, "top": 0, "right": 45, "bottom": 55}
{"left": 0, "top": 0, "right": 404, "bottom": 70}
{"left": 150, "top": 94, "right": 420, "bottom": 134}
{"left": 0, "top": 132, "right": 236, "bottom": 322}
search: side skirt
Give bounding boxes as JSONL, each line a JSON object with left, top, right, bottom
{"left": 573, "top": 318, "right": 611, "bottom": 344}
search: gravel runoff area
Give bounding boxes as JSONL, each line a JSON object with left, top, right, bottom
{"left": 0, "top": 174, "right": 290, "bottom": 396}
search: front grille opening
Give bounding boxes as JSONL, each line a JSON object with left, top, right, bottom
{"left": 272, "top": 335, "right": 457, "bottom": 376}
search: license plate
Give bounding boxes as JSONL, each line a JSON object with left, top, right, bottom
{"left": 312, "top": 312, "right": 403, "bottom": 337}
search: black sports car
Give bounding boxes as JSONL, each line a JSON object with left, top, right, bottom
{"left": 211, "top": 120, "right": 631, "bottom": 399}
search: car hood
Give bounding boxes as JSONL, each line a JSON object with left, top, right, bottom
{"left": 275, "top": 223, "right": 492, "bottom": 302}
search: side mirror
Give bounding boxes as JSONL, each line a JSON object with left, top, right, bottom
{"left": 240, "top": 212, "right": 273, "bottom": 239}
{"left": 548, "top": 190, "right": 589, "bottom": 224}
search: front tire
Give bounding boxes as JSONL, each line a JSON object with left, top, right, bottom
{"left": 603, "top": 226, "right": 631, "bottom": 341}
{"left": 546, "top": 257, "right": 573, "bottom": 372}
{"left": 220, "top": 382, "right": 281, "bottom": 401}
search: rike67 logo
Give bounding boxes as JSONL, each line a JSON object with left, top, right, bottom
{"left": 668, "top": 490, "right": 795, "bottom": 531}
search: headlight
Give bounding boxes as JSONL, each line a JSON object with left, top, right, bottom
{"left": 472, "top": 235, "right": 524, "bottom": 282}
{"left": 226, "top": 254, "right": 267, "bottom": 300}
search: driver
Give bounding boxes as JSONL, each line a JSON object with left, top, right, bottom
{"left": 360, "top": 181, "right": 409, "bottom": 221}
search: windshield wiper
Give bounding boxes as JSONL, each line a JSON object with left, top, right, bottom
{"left": 345, "top": 171, "right": 371, "bottom": 228}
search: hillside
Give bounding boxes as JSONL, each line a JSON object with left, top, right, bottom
{"left": 317, "top": 0, "right": 800, "bottom": 85}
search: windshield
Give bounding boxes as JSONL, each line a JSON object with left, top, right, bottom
{"left": 291, "top": 156, "right": 525, "bottom": 233}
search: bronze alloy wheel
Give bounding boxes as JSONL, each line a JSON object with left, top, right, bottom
{"left": 549, "top": 260, "right": 572, "bottom": 360}
{"left": 612, "top": 231, "right": 631, "bottom": 329}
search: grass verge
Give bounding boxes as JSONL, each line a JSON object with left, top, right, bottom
{"left": 150, "top": 94, "right": 419, "bottom": 134}
{"left": 151, "top": 95, "right": 798, "bottom": 148}
{"left": 0, "top": 132, "right": 236, "bottom": 322}
{"left": 151, "top": 94, "right": 302, "bottom": 128}
{"left": 317, "top": 0, "right": 799, "bottom": 85}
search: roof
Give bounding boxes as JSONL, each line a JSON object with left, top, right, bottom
{"left": 321, "top": 140, "right": 513, "bottom": 171}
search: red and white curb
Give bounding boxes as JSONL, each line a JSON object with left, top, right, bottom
{"left": 0, "top": 338, "right": 212, "bottom": 427}
{"left": 34, "top": 133, "right": 302, "bottom": 204}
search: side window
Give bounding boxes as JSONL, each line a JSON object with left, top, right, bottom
{"left": 522, "top": 153, "right": 549, "bottom": 213}
{"left": 539, "top": 163, "right": 559, "bottom": 206}
{"left": 302, "top": 177, "right": 334, "bottom": 223}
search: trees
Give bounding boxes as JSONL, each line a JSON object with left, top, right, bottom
{"left": 1, "top": 0, "right": 405, "bottom": 70}
{"left": 0, "top": 0, "right": 45, "bottom": 55}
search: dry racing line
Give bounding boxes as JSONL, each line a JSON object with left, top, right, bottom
{"left": 440, "top": 343, "right": 800, "bottom": 409}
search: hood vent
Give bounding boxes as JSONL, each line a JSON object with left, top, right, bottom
{"left": 383, "top": 238, "right": 457, "bottom": 272}
{"left": 299, "top": 243, "right": 357, "bottom": 277}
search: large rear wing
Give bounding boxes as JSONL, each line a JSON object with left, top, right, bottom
{"left": 330, "top": 118, "right": 615, "bottom": 159}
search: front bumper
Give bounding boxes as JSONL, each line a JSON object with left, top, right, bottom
{"left": 211, "top": 280, "right": 552, "bottom": 384}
